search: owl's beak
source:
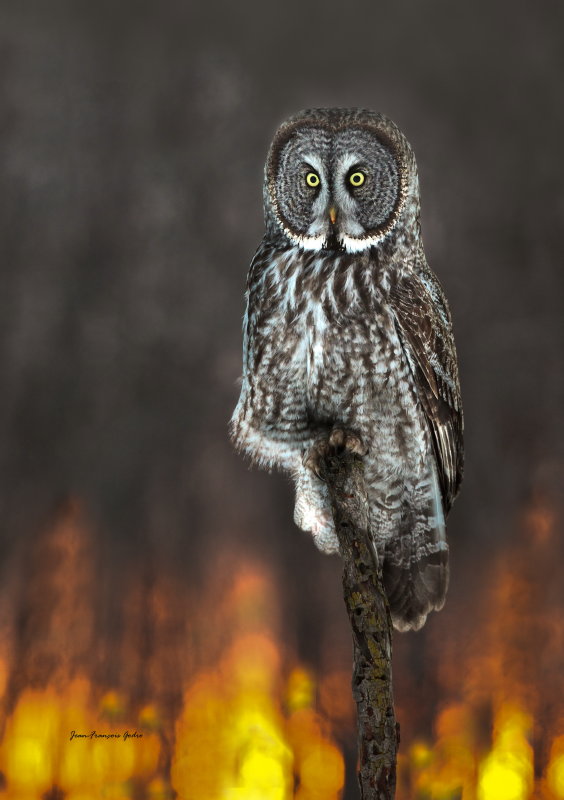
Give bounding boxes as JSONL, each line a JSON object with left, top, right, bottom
{"left": 329, "top": 206, "right": 337, "bottom": 225}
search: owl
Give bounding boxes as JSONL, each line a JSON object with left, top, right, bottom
{"left": 230, "top": 108, "right": 463, "bottom": 632}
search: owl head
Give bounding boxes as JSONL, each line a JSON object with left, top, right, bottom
{"left": 263, "top": 108, "right": 420, "bottom": 254}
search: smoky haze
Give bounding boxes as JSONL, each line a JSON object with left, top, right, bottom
{"left": 0, "top": 0, "right": 563, "bottom": 795}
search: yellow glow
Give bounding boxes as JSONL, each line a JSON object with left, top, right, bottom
{"left": 238, "top": 751, "right": 287, "bottom": 796}
{"left": 547, "top": 739, "right": 564, "bottom": 798}
{"left": 305, "top": 172, "right": 320, "bottom": 188}
{"left": 147, "top": 776, "right": 174, "bottom": 799}
{"left": 477, "top": 706, "right": 533, "bottom": 800}
{"left": 139, "top": 703, "right": 161, "bottom": 730}
{"left": 287, "top": 708, "right": 344, "bottom": 800}
{"left": 408, "top": 705, "right": 477, "bottom": 800}
{"left": 172, "top": 594, "right": 343, "bottom": 800}
{"left": 91, "top": 734, "right": 137, "bottom": 782}
{"left": 409, "top": 739, "right": 434, "bottom": 770}
{"left": 286, "top": 668, "right": 315, "bottom": 712}
{"left": 225, "top": 701, "right": 293, "bottom": 798}
{"left": 478, "top": 753, "right": 528, "bottom": 800}
{"left": 172, "top": 634, "right": 294, "bottom": 800}
{"left": 1, "top": 519, "right": 560, "bottom": 800}
{"left": 99, "top": 690, "right": 127, "bottom": 719}
{"left": 1, "top": 688, "right": 60, "bottom": 792}
{"left": 65, "top": 794, "right": 108, "bottom": 800}
{"left": 0, "top": 677, "right": 162, "bottom": 795}
{"left": 0, "top": 560, "right": 345, "bottom": 799}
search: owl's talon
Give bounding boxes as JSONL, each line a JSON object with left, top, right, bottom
{"left": 303, "top": 446, "right": 328, "bottom": 481}
{"left": 304, "top": 428, "right": 367, "bottom": 478}
{"left": 329, "top": 427, "right": 368, "bottom": 457}
{"left": 328, "top": 428, "right": 345, "bottom": 449}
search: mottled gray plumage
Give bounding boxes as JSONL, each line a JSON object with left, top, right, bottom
{"left": 230, "top": 108, "right": 463, "bottom": 631}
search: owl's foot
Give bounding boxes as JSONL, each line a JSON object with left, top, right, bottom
{"left": 303, "top": 427, "right": 368, "bottom": 480}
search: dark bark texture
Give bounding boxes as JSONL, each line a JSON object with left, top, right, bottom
{"left": 318, "top": 450, "right": 399, "bottom": 800}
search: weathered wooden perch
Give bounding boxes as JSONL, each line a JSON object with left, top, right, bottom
{"left": 318, "top": 449, "right": 399, "bottom": 800}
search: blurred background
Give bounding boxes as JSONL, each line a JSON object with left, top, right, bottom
{"left": 0, "top": 1, "right": 563, "bottom": 798}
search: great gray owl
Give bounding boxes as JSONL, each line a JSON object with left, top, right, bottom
{"left": 230, "top": 108, "right": 464, "bottom": 632}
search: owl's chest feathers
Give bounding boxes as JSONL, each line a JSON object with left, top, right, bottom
{"left": 270, "top": 251, "right": 404, "bottom": 421}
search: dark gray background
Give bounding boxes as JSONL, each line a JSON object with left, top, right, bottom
{"left": 0, "top": 0, "right": 563, "bottom": 794}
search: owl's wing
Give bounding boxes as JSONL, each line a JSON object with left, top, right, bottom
{"left": 389, "top": 266, "right": 464, "bottom": 512}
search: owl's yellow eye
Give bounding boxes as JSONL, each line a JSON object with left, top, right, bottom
{"left": 305, "top": 172, "right": 320, "bottom": 188}
{"left": 349, "top": 171, "right": 365, "bottom": 187}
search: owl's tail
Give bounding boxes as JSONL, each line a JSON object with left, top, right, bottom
{"left": 378, "top": 461, "right": 449, "bottom": 632}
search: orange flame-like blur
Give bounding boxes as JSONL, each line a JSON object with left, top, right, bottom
{"left": 0, "top": 497, "right": 562, "bottom": 798}
{"left": 171, "top": 570, "right": 345, "bottom": 800}
{"left": 396, "top": 498, "right": 564, "bottom": 800}
{"left": 0, "top": 509, "right": 346, "bottom": 798}
{"left": 0, "top": 679, "right": 162, "bottom": 799}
